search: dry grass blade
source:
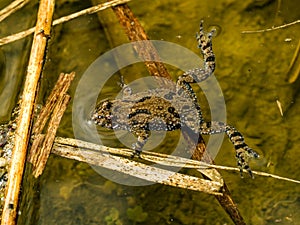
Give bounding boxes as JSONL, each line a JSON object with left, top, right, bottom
{"left": 0, "top": 0, "right": 132, "bottom": 46}
{"left": 287, "top": 40, "right": 300, "bottom": 83}
{"left": 241, "top": 19, "right": 300, "bottom": 34}
{"left": 0, "top": 0, "right": 29, "bottom": 22}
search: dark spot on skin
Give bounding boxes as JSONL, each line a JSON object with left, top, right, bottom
{"left": 205, "top": 121, "right": 211, "bottom": 128}
{"left": 234, "top": 143, "right": 247, "bottom": 150}
{"left": 173, "top": 112, "right": 180, "bottom": 118}
{"left": 128, "top": 111, "right": 136, "bottom": 119}
{"left": 230, "top": 131, "right": 242, "bottom": 138}
{"left": 167, "top": 107, "right": 180, "bottom": 118}
{"left": 131, "top": 120, "right": 139, "bottom": 125}
{"left": 128, "top": 109, "right": 151, "bottom": 119}
{"left": 168, "top": 107, "right": 175, "bottom": 113}
{"left": 206, "top": 55, "right": 215, "bottom": 62}
{"left": 136, "top": 109, "right": 151, "bottom": 114}
{"left": 236, "top": 152, "right": 241, "bottom": 157}
{"left": 137, "top": 96, "right": 151, "bottom": 103}
{"left": 104, "top": 101, "right": 113, "bottom": 109}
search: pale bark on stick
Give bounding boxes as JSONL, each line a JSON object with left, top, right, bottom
{"left": 0, "top": 0, "right": 55, "bottom": 224}
{"left": 52, "top": 137, "right": 223, "bottom": 195}
{"left": 51, "top": 136, "right": 300, "bottom": 193}
{"left": 28, "top": 134, "right": 45, "bottom": 165}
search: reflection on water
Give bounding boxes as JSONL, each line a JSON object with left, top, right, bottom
{"left": 1, "top": 0, "right": 299, "bottom": 224}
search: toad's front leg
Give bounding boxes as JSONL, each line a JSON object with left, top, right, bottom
{"left": 130, "top": 126, "right": 150, "bottom": 158}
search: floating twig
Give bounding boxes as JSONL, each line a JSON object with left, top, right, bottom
{"left": 241, "top": 20, "right": 300, "bottom": 34}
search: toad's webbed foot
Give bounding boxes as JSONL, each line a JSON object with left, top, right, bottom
{"left": 199, "top": 121, "right": 259, "bottom": 178}
{"left": 225, "top": 126, "right": 259, "bottom": 178}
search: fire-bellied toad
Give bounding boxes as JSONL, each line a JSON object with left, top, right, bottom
{"left": 91, "top": 21, "right": 259, "bottom": 177}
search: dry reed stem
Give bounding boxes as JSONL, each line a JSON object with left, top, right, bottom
{"left": 190, "top": 136, "right": 245, "bottom": 225}
{"left": 112, "top": 4, "right": 171, "bottom": 80}
{"left": 0, "top": 0, "right": 132, "bottom": 46}
{"left": 185, "top": 132, "right": 245, "bottom": 224}
{"left": 0, "top": 0, "right": 29, "bottom": 22}
{"left": 0, "top": 0, "right": 55, "bottom": 224}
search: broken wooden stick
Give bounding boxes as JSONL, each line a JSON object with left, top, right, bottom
{"left": 29, "top": 95, "right": 71, "bottom": 177}
{"left": 28, "top": 72, "right": 75, "bottom": 177}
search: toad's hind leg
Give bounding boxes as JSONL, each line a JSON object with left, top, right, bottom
{"left": 200, "top": 121, "right": 259, "bottom": 178}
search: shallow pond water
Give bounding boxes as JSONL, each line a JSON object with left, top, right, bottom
{"left": 1, "top": 0, "right": 300, "bottom": 224}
